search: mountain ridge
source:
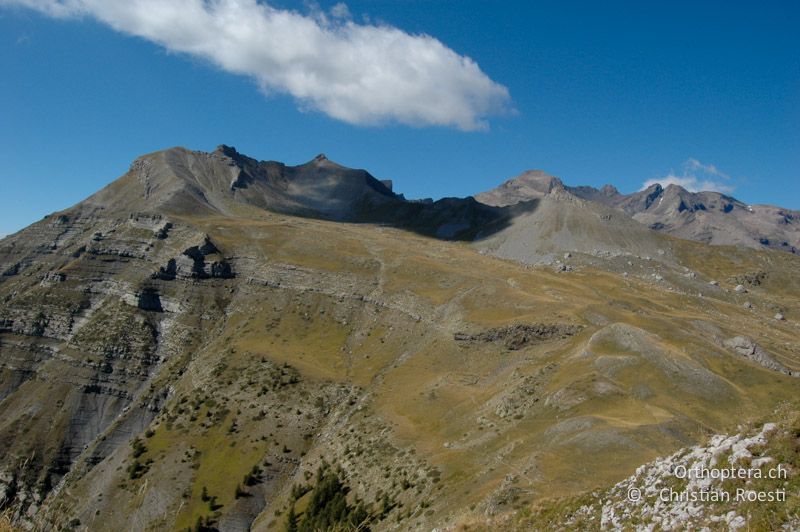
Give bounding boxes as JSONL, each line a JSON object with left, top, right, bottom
{"left": 6, "top": 146, "right": 797, "bottom": 257}
{"left": 476, "top": 168, "right": 800, "bottom": 254}
{"left": 62, "top": 145, "right": 514, "bottom": 244}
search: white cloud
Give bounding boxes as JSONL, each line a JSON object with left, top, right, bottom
{"left": 1, "top": 0, "right": 511, "bottom": 130}
{"left": 685, "top": 158, "right": 731, "bottom": 181}
{"left": 329, "top": 2, "right": 351, "bottom": 20}
{"left": 642, "top": 159, "right": 735, "bottom": 194}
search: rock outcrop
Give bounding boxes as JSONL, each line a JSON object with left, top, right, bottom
{"left": 724, "top": 336, "right": 795, "bottom": 376}
{"left": 454, "top": 323, "right": 583, "bottom": 350}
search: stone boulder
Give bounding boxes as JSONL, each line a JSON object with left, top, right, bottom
{"left": 723, "top": 336, "right": 794, "bottom": 377}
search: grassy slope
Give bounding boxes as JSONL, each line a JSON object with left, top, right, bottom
{"left": 3, "top": 207, "right": 798, "bottom": 530}
{"left": 189, "top": 213, "right": 799, "bottom": 526}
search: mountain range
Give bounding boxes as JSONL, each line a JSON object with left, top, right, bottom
{"left": 0, "top": 146, "right": 798, "bottom": 531}
{"left": 476, "top": 169, "right": 800, "bottom": 254}
{"left": 7, "top": 145, "right": 799, "bottom": 257}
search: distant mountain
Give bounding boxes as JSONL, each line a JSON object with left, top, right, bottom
{"left": 84, "top": 145, "right": 399, "bottom": 219}
{"left": 476, "top": 170, "right": 800, "bottom": 254}
{"left": 573, "top": 183, "right": 800, "bottom": 253}
{"left": 474, "top": 170, "right": 565, "bottom": 206}
{"left": 475, "top": 185, "right": 675, "bottom": 264}
{"left": 76, "top": 145, "right": 508, "bottom": 241}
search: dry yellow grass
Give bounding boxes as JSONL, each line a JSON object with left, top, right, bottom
{"left": 3, "top": 206, "right": 798, "bottom": 531}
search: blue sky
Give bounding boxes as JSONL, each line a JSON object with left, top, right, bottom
{"left": 1, "top": 0, "right": 798, "bottom": 237}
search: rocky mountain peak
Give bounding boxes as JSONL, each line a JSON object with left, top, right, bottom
{"left": 515, "top": 170, "right": 564, "bottom": 189}
{"left": 644, "top": 182, "right": 664, "bottom": 195}
{"left": 474, "top": 170, "right": 565, "bottom": 207}
{"left": 214, "top": 144, "right": 240, "bottom": 158}
{"left": 600, "top": 184, "right": 620, "bottom": 196}
{"left": 663, "top": 183, "right": 688, "bottom": 195}
{"left": 303, "top": 152, "right": 347, "bottom": 170}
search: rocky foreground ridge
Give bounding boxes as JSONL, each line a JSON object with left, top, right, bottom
{"left": 462, "top": 406, "right": 799, "bottom": 531}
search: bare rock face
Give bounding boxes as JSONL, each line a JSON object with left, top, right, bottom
{"left": 40, "top": 271, "right": 66, "bottom": 285}
{"left": 2, "top": 262, "right": 20, "bottom": 276}
{"left": 135, "top": 288, "right": 163, "bottom": 312}
{"left": 731, "top": 271, "right": 767, "bottom": 287}
{"left": 153, "top": 236, "right": 234, "bottom": 280}
{"left": 724, "top": 336, "right": 794, "bottom": 376}
{"left": 454, "top": 323, "right": 583, "bottom": 350}
{"left": 178, "top": 238, "right": 234, "bottom": 279}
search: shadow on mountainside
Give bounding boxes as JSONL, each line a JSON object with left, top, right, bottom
{"left": 352, "top": 196, "right": 541, "bottom": 242}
